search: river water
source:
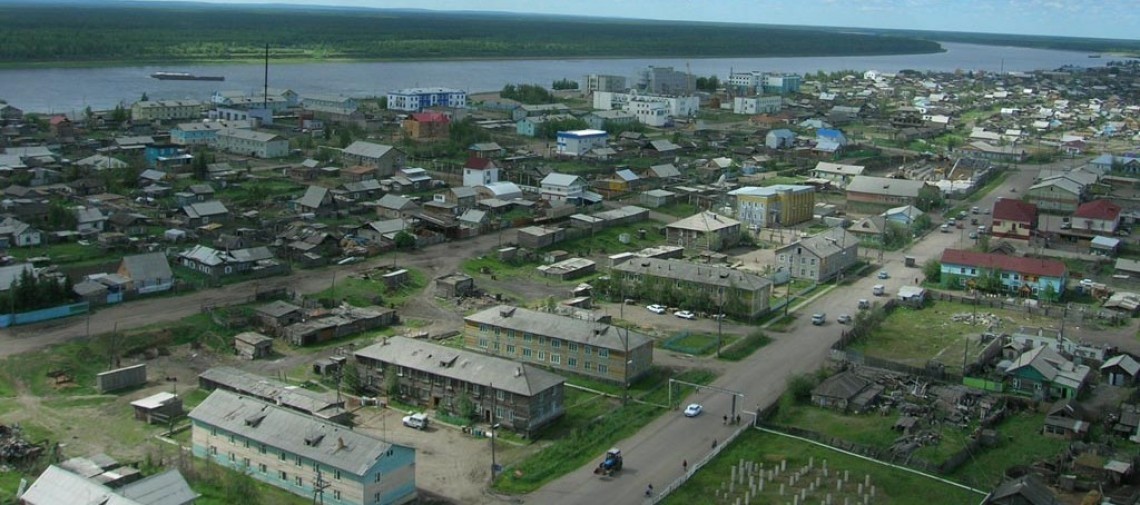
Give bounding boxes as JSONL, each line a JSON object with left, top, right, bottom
{"left": 0, "top": 42, "right": 1107, "bottom": 114}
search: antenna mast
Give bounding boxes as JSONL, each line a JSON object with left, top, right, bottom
{"left": 263, "top": 44, "right": 270, "bottom": 110}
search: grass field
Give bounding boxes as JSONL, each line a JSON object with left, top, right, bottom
{"left": 848, "top": 299, "right": 1063, "bottom": 372}
{"left": 309, "top": 267, "right": 426, "bottom": 308}
{"left": 949, "top": 412, "right": 1067, "bottom": 490}
{"left": 550, "top": 222, "right": 669, "bottom": 256}
{"left": 664, "top": 429, "right": 986, "bottom": 505}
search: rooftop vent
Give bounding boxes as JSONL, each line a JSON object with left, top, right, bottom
{"left": 304, "top": 433, "right": 325, "bottom": 447}
{"left": 500, "top": 307, "right": 517, "bottom": 318}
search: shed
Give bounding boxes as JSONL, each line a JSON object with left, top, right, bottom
{"left": 897, "top": 286, "right": 927, "bottom": 306}
{"left": 435, "top": 273, "right": 475, "bottom": 298}
{"left": 130, "top": 392, "right": 184, "bottom": 424}
{"left": 382, "top": 269, "right": 409, "bottom": 289}
{"left": 1102, "top": 354, "right": 1140, "bottom": 386}
{"left": 811, "top": 370, "right": 877, "bottom": 412}
{"left": 234, "top": 331, "right": 273, "bottom": 360}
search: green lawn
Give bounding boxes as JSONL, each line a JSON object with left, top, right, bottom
{"left": 661, "top": 332, "right": 738, "bottom": 356}
{"left": 309, "top": 267, "right": 426, "bottom": 308}
{"left": 949, "top": 412, "right": 1067, "bottom": 490}
{"left": 654, "top": 202, "right": 699, "bottom": 219}
{"left": 549, "top": 222, "right": 669, "bottom": 256}
{"left": 8, "top": 240, "right": 117, "bottom": 265}
{"left": 493, "top": 368, "right": 716, "bottom": 494}
{"left": 664, "top": 429, "right": 985, "bottom": 505}
{"left": 848, "top": 299, "right": 1063, "bottom": 372}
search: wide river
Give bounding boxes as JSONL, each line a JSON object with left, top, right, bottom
{"left": 0, "top": 42, "right": 1111, "bottom": 114}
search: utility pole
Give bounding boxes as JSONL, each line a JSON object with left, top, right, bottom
{"left": 489, "top": 382, "right": 499, "bottom": 479}
{"left": 311, "top": 466, "right": 327, "bottom": 505}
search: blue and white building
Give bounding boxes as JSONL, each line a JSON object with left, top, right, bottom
{"left": 386, "top": 87, "right": 467, "bottom": 112}
{"left": 190, "top": 389, "right": 416, "bottom": 505}
{"left": 556, "top": 129, "right": 608, "bottom": 157}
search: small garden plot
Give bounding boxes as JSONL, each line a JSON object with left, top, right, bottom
{"left": 665, "top": 430, "right": 984, "bottom": 505}
{"left": 849, "top": 299, "right": 1063, "bottom": 373}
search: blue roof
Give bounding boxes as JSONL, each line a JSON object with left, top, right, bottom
{"left": 817, "top": 129, "right": 845, "bottom": 140}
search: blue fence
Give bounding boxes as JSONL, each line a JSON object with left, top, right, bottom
{"left": 0, "top": 302, "right": 89, "bottom": 328}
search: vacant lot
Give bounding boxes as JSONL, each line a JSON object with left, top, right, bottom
{"left": 665, "top": 429, "right": 985, "bottom": 505}
{"left": 849, "top": 299, "right": 1065, "bottom": 373}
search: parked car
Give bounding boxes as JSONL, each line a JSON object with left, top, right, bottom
{"left": 971, "top": 206, "right": 980, "bottom": 214}
{"left": 969, "top": 231, "right": 978, "bottom": 239}
{"left": 837, "top": 314, "right": 852, "bottom": 324}
{"left": 858, "top": 299, "right": 870, "bottom": 309}
{"left": 940, "top": 224, "right": 951, "bottom": 233}
{"left": 684, "top": 404, "right": 703, "bottom": 417}
{"left": 674, "top": 310, "right": 696, "bottom": 320}
{"left": 646, "top": 304, "right": 667, "bottom": 314}
{"left": 872, "top": 284, "right": 885, "bottom": 296}
{"left": 402, "top": 413, "right": 429, "bottom": 430}
{"left": 878, "top": 270, "right": 890, "bottom": 279}
{"left": 811, "top": 313, "right": 826, "bottom": 325}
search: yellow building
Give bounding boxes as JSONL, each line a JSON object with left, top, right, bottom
{"left": 131, "top": 100, "right": 205, "bottom": 122}
{"left": 729, "top": 185, "right": 815, "bottom": 228}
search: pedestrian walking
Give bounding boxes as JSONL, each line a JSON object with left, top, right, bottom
{"left": 723, "top": 414, "right": 728, "bottom": 425}
{"left": 683, "top": 459, "right": 688, "bottom": 472}
{"left": 645, "top": 484, "right": 653, "bottom": 497}
{"left": 712, "top": 439, "right": 718, "bottom": 449}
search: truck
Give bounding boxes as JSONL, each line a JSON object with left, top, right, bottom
{"left": 593, "top": 448, "right": 623, "bottom": 477}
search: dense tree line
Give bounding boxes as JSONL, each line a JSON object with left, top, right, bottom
{"left": 0, "top": 5, "right": 942, "bottom": 64}
{"left": 552, "top": 78, "right": 579, "bottom": 90}
{"left": 500, "top": 84, "right": 555, "bottom": 105}
{"left": 0, "top": 269, "right": 76, "bottom": 314}
{"left": 537, "top": 117, "right": 588, "bottom": 140}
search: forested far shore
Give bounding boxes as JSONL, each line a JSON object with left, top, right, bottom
{"left": 0, "top": 4, "right": 943, "bottom": 64}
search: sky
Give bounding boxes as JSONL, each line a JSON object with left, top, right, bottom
{"left": 131, "top": 0, "right": 1140, "bottom": 40}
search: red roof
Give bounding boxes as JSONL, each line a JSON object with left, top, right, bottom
{"left": 940, "top": 249, "right": 1066, "bottom": 278}
{"left": 464, "top": 156, "right": 497, "bottom": 170}
{"left": 49, "top": 115, "right": 69, "bottom": 125}
{"left": 1073, "top": 199, "right": 1121, "bottom": 221}
{"left": 992, "top": 198, "right": 1037, "bottom": 223}
{"left": 411, "top": 112, "right": 450, "bottom": 124}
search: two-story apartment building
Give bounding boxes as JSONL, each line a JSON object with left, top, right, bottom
{"left": 301, "top": 95, "right": 360, "bottom": 116}
{"left": 170, "top": 120, "right": 254, "bottom": 146}
{"left": 664, "top": 211, "right": 741, "bottom": 251}
{"left": 729, "top": 185, "right": 815, "bottom": 228}
{"left": 401, "top": 112, "right": 450, "bottom": 139}
{"left": 131, "top": 100, "right": 205, "bottom": 122}
{"left": 939, "top": 249, "right": 1067, "bottom": 299}
{"left": 463, "top": 305, "right": 654, "bottom": 384}
{"left": 539, "top": 173, "right": 587, "bottom": 203}
{"left": 811, "top": 162, "right": 865, "bottom": 189}
{"left": 611, "top": 258, "right": 773, "bottom": 319}
{"left": 1026, "top": 177, "right": 1084, "bottom": 213}
{"left": 386, "top": 87, "right": 467, "bottom": 112}
{"left": 341, "top": 141, "right": 405, "bottom": 178}
{"left": 354, "top": 337, "right": 565, "bottom": 436}
{"left": 845, "top": 176, "right": 928, "bottom": 210}
{"left": 732, "top": 95, "right": 782, "bottom": 115}
{"left": 775, "top": 228, "right": 859, "bottom": 282}
{"left": 215, "top": 129, "right": 289, "bottom": 158}
{"left": 190, "top": 389, "right": 416, "bottom": 505}
{"left": 991, "top": 198, "right": 1038, "bottom": 240}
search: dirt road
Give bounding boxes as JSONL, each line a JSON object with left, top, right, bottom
{"left": 0, "top": 230, "right": 515, "bottom": 358}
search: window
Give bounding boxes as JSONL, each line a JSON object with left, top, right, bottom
{"left": 598, "top": 364, "right": 608, "bottom": 374}
{"left": 506, "top": 344, "right": 516, "bottom": 354}
{"left": 295, "top": 476, "right": 303, "bottom": 486}
{"left": 479, "top": 323, "right": 489, "bottom": 332}
{"left": 334, "top": 470, "right": 341, "bottom": 480}
{"left": 375, "top": 492, "right": 382, "bottom": 503}
{"left": 523, "top": 333, "right": 532, "bottom": 342}
{"left": 568, "top": 357, "right": 578, "bottom": 368}
{"left": 522, "top": 348, "right": 532, "bottom": 358}
{"left": 243, "top": 457, "right": 250, "bottom": 467}
{"left": 551, "top": 354, "right": 561, "bottom": 365}
{"left": 551, "top": 339, "right": 561, "bottom": 349}
{"left": 584, "top": 347, "right": 592, "bottom": 356}
{"left": 810, "top": 258, "right": 816, "bottom": 265}
{"left": 279, "top": 451, "right": 286, "bottom": 461}
{"left": 258, "top": 463, "right": 267, "bottom": 473}
{"left": 568, "top": 342, "right": 578, "bottom": 352}
{"left": 243, "top": 439, "right": 250, "bottom": 448}
{"left": 375, "top": 473, "right": 383, "bottom": 483}
{"left": 496, "top": 390, "right": 505, "bottom": 401}
{"left": 334, "top": 490, "right": 342, "bottom": 500}
{"left": 492, "top": 341, "right": 500, "bottom": 351}
{"left": 584, "top": 362, "right": 593, "bottom": 371}
{"left": 296, "top": 455, "right": 302, "bottom": 467}
{"left": 210, "top": 427, "right": 217, "bottom": 436}
{"left": 208, "top": 446, "right": 217, "bottom": 455}
{"left": 478, "top": 337, "right": 488, "bottom": 348}
{"left": 280, "top": 470, "right": 288, "bottom": 481}
{"left": 599, "top": 349, "right": 609, "bottom": 358}
{"left": 537, "top": 351, "right": 546, "bottom": 361}
{"left": 228, "top": 434, "right": 234, "bottom": 443}
{"left": 260, "top": 444, "right": 266, "bottom": 454}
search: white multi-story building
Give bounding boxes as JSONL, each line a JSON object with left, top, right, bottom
{"left": 386, "top": 87, "right": 467, "bottom": 112}
{"left": 728, "top": 71, "right": 764, "bottom": 92}
{"left": 732, "top": 95, "right": 783, "bottom": 115}
{"left": 593, "top": 92, "right": 699, "bottom": 126}
{"left": 556, "top": 129, "right": 608, "bottom": 157}
{"left": 215, "top": 129, "right": 289, "bottom": 159}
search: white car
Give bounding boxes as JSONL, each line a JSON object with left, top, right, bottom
{"left": 646, "top": 304, "right": 667, "bottom": 314}
{"left": 837, "top": 314, "right": 852, "bottom": 324}
{"left": 877, "top": 270, "right": 890, "bottom": 280}
{"left": 674, "top": 310, "right": 696, "bottom": 320}
{"left": 684, "top": 404, "right": 703, "bottom": 417}
{"left": 402, "top": 413, "right": 428, "bottom": 430}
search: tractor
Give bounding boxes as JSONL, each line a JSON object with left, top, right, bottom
{"left": 593, "top": 448, "right": 623, "bottom": 477}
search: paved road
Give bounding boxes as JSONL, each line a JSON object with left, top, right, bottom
{"left": 525, "top": 163, "right": 1050, "bottom": 505}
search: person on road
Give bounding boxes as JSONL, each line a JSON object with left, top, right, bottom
{"left": 645, "top": 484, "right": 653, "bottom": 497}
{"left": 683, "top": 459, "right": 688, "bottom": 472}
